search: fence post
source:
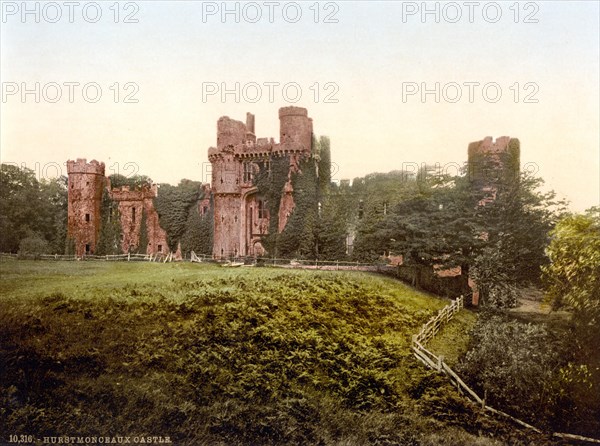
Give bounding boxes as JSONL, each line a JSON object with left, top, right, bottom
{"left": 437, "top": 355, "right": 444, "bottom": 372}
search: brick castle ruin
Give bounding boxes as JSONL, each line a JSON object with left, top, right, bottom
{"left": 67, "top": 159, "right": 168, "bottom": 257}
{"left": 208, "top": 106, "right": 313, "bottom": 258}
{"left": 67, "top": 107, "right": 519, "bottom": 260}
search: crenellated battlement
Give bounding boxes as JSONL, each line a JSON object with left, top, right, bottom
{"left": 278, "top": 106, "right": 308, "bottom": 119}
{"left": 66, "top": 158, "right": 105, "bottom": 176}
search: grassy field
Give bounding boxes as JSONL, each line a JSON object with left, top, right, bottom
{"left": 0, "top": 259, "right": 556, "bottom": 445}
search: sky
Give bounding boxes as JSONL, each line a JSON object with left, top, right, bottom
{"left": 1, "top": 1, "right": 598, "bottom": 211}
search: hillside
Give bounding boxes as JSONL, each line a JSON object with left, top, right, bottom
{"left": 0, "top": 260, "right": 558, "bottom": 445}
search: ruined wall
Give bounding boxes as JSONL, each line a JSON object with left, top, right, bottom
{"left": 110, "top": 185, "right": 169, "bottom": 254}
{"left": 67, "top": 159, "right": 170, "bottom": 256}
{"left": 67, "top": 159, "right": 105, "bottom": 256}
{"left": 209, "top": 107, "right": 314, "bottom": 259}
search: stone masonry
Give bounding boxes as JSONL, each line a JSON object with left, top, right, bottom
{"left": 67, "top": 159, "right": 169, "bottom": 257}
{"left": 208, "top": 106, "right": 313, "bottom": 259}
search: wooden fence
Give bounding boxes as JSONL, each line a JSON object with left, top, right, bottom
{"left": 0, "top": 252, "right": 396, "bottom": 271}
{"left": 411, "top": 296, "right": 600, "bottom": 443}
{"left": 0, "top": 252, "right": 176, "bottom": 262}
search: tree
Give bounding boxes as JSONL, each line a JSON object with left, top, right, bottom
{"left": 384, "top": 172, "right": 486, "bottom": 289}
{"left": 542, "top": 208, "right": 600, "bottom": 436}
{"left": 39, "top": 176, "right": 68, "bottom": 254}
{"left": 108, "top": 174, "right": 152, "bottom": 190}
{"left": 17, "top": 235, "right": 50, "bottom": 259}
{"left": 543, "top": 208, "right": 600, "bottom": 337}
{"left": 350, "top": 170, "right": 421, "bottom": 262}
{"left": 0, "top": 164, "right": 42, "bottom": 252}
{"left": 458, "top": 315, "right": 563, "bottom": 428}
{"left": 316, "top": 187, "right": 350, "bottom": 260}
{"left": 0, "top": 165, "right": 68, "bottom": 254}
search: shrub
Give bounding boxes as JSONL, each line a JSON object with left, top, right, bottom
{"left": 17, "top": 235, "right": 49, "bottom": 258}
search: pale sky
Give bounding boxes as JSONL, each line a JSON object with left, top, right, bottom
{"left": 1, "top": 1, "right": 598, "bottom": 211}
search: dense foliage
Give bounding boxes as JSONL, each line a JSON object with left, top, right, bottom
{"left": 543, "top": 208, "right": 600, "bottom": 335}
{"left": 180, "top": 197, "right": 213, "bottom": 256}
{"left": 108, "top": 174, "right": 153, "bottom": 190}
{"left": 95, "top": 188, "right": 122, "bottom": 255}
{"left": 542, "top": 208, "right": 600, "bottom": 433}
{"left": 253, "top": 135, "right": 345, "bottom": 259}
{"left": 0, "top": 164, "right": 68, "bottom": 254}
{"left": 253, "top": 155, "right": 292, "bottom": 253}
{"left": 154, "top": 180, "right": 205, "bottom": 251}
{"left": 1, "top": 260, "right": 545, "bottom": 446}
{"left": 458, "top": 313, "right": 600, "bottom": 436}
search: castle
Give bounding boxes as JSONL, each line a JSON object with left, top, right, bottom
{"left": 67, "top": 107, "right": 519, "bottom": 261}
{"left": 208, "top": 106, "right": 313, "bottom": 258}
{"left": 66, "top": 159, "right": 168, "bottom": 257}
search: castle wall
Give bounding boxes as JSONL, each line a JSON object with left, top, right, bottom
{"left": 67, "top": 159, "right": 170, "bottom": 256}
{"left": 110, "top": 186, "right": 169, "bottom": 254}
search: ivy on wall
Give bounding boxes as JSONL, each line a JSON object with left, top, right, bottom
{"left": 96, "top": 188, "right": 122, "bottom": 255}
{"left": 154, "top": 180, "right": 209, "bottom": 252}
{"left": 180, "top": 194, "right": 214, "bottom": 256}
{"left": 253, "top": 155, "right": 291, "bottom": 254}
{"left": 137, "top": 207, "right": 148, "bottom": 254}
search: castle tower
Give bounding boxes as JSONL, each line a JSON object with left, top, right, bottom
{"left": 208, "top": 116, "right": 246, "bottom": 258}
{"left": 66, "top": 159, "right": 106, "bottom": 256}
{"left": 279, "top": 106, "right": 313, "bottom": 152}
{"left": 468, "top": 136, "right": 520, "bottom": 193}
{"left": 208, "top": 107, "right": 314, "bottom": 259}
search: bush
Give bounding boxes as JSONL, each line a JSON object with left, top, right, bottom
{"left": 457, "top": 315, "right": 562, "bottom": 428}
{"left": 17, "top": 236, "right": 49, "bottom": 259}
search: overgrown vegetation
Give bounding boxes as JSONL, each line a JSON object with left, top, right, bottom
{"left": 180, "top": 197, "right": 213, "bottom": 256}
{"left": 0, "top": 260, "right": 552, "bottom": 446}
{"left": 458, "top": 312, "right": 600, "bottom": 437}
{"left": 95, "top": 187, "right": 122, "bottom": 255}
{"left": 154, "top": 180, "right": 206, "bottom": 252}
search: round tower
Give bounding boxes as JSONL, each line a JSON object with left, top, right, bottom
{"left": 66, "top": 159, "right": 106, "bottom": 256}
{"left": 279, "top": 106, "right": 312, "bottom": 152}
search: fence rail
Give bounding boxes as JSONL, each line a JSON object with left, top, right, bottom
{"left": 411, "top": 296, "right": 600, "bottom": 443}
{"left": 1, "top": 252, "right": 178, "bottom": 262}
{"left": 0, "top": 252, "right": 399, "bottom": 271}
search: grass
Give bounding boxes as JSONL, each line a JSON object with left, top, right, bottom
{"left": 0, "top": 259, "right": 555, "bottom": 445}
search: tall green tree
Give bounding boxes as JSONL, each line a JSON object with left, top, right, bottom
{"left": 543, "top": 208, "right": 600, "bottom": 337}
{"left": 0, "top": 164, "right": 42, "bottom": 252}
{"left": 384, "top": 173, "right": 485, "bottom": 288}
{"left": 0, "top": 165, "right": 67, "bottom": 253}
